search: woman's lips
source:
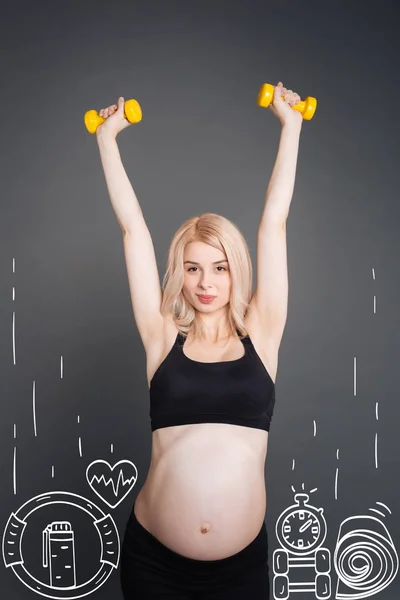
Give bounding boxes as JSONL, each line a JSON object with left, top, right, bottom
{"left": 197, "top": 295, "right": 216, "bottom": 304}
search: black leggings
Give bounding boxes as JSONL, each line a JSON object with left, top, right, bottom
{"left": 120, "top": 503, "right": 270, "bottom": 599}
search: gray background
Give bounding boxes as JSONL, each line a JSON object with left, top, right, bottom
{"left": 1, "top": 0, "right": 399, "bottom": 598}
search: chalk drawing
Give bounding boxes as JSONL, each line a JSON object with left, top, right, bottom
{"left": 334, "top": 512, "right": 398, "bottom": 599}
{"left": 273, "top": 491, "right": 331, "bottom": 599}
{"left": 86, "top": 459, "right": 138, "bottom": 509}
{"left": 2, "top": 491, "right": 120, "bottom": 599}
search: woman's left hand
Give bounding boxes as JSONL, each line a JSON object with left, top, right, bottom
{"left": 268, "top": 81, "right": 303, "bottom": 127}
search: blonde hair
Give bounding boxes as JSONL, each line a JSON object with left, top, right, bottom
{"left": 160, "top": 213, "right": 253, "bottom": 341}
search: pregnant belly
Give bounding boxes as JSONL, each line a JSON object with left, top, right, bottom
{"left": 139, "top": 432, "right": 267, "bottom": 560}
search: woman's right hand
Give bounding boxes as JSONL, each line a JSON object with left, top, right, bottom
{"left": 96, "top": 96, "right": 132, "bottom": 139}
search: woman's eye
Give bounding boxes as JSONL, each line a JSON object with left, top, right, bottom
{"left": 187, "top": 266, "right": 226, "bottom": 272}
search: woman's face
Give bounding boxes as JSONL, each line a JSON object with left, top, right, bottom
{"left": 182, "top": 241, "right": 231, "bottom": 311}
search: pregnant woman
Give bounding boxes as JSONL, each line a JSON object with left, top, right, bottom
{"left": 95, "top": 81, "right": 303, "bottom": 599}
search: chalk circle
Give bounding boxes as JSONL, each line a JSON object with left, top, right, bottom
{"left": 2, "top": 491, "right": 120, "bottom": 599}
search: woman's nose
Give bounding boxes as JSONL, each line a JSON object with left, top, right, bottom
{"left": 199, "top": 276, "right": 212, "bottom": 288}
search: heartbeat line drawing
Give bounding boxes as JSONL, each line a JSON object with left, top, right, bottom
{"left": 86, "top": 460, "right": 138, "bottom": 509}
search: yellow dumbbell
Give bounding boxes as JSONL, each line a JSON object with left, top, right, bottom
{"left": 84, "top": 99, "right": 143, "bottom": 134}
{"left": 257, "top": 83, "right": 317, "bottom": 120}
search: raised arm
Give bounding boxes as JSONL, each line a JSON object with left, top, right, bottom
{"left": 251, "top": 82, "right": 304, "bottom": 352}
{"left": 96, "top": 98, "right": 164, "bottom": 348}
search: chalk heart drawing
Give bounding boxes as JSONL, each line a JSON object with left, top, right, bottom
{"left": 86, "top": 460, "right": 138, "bottom": 509}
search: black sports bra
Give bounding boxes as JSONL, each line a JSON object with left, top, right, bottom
{"left": 149, "top": 331, "right": 276, "bottom": 432}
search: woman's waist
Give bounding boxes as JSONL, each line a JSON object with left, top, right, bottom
{"left": 148, "top": 436, "right": 267, "bottom": 492}
{"left": 151, "top": 422, "right": 268, "bottom": 464}
{"left": 145, "top": 457, "right": 266, "bottom": 499}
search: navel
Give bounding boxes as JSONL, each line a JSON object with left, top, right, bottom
{"left": 200, "top": 521, "right": 211, "bottom": 534}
